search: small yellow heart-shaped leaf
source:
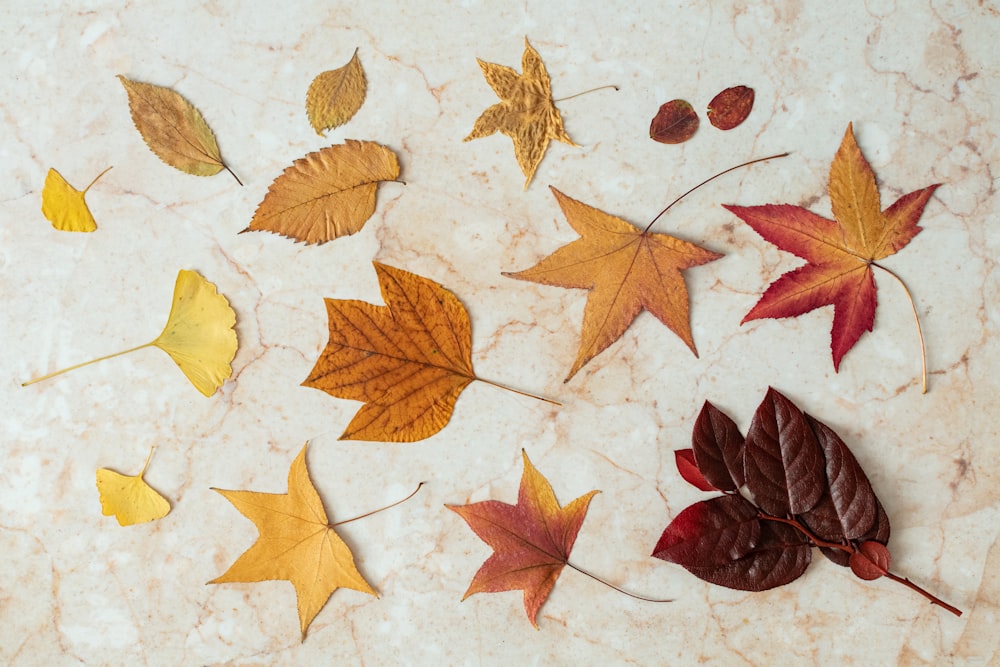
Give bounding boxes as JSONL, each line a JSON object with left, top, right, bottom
{"left": 41, "top": 167, "right": 111, "bottom": 232}
{"left": 96, "top": 449, "right": 171, "bottom": 526}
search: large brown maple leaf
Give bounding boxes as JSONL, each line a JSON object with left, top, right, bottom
{"left": 464, "top": 38, "right": 578, "bottom": 189}
{"left": 725, "top": 123, "right": 938, "bottom": 374}
{"left": 448, "top": 450, "right": 599, "bottom": 627}
{"left": 505, "top": 187, "right": 723, "bottom": 382}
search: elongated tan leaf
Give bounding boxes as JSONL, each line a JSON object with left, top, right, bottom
{"left": 306, "top": 49, "right": 367, "bottom": 136}
{"left": 242, "top": 140, "right": 400, "bottom": 245}
{"left": 118, "top": 75, "right": 237, "bottom": 181}
{"left": 40, "top": 166, "right": 111, "bottom": 232}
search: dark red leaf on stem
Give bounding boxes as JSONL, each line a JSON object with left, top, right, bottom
{"left": 674, "top": 449, "right": 716, "bottom": 492}
{"left": 744, "top": 388, "right": 825, "bottom": 516}
{"left": 707, "top": 86, "right": 754, "bottom": 130}
{"left": 649, "top": 99, "right": 699, "bottom": 144}
{"left": 820, "top": 497, "right": 891, "bottom": 567}
{"left": 685, "top": 520, "right": 812, "bottom": 591}
{"left": 652, "top": 494, "right": 760, "bottom": 568}
{"left": 692, "top": 401, "right": 745, "bottom": 491}
{"left": 849, "top": 541, "right": 891, "bottom": 580}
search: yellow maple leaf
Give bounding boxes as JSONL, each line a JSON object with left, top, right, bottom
{"left": 306, "top": 48, "right": 367, "bottom": 136}
{"left": 209, "top": 444, "right": 376, "bottom": 639}
{"left": 117, "top": 75, "right": 241, "bottom": 184}
{"left": 96, "top": 447, "right": 171, "bottom": 526}
{"left": 40, "top": 166, "right": 112, "bottom": 232}
{"left": 241, "top": 140, "right": 400, "bottom": 245}
{"left": 22, "top": 269, "right": 238, "bottom": 396}
{"left": 465, "top": 38, "right": 578, "bottom": 189}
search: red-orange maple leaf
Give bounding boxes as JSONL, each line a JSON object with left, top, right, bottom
{"left": 724, "top": 123, "right": 938, "bottom": 374}
{"left": 447, "top": 450, "right": 599, "bottom": 627}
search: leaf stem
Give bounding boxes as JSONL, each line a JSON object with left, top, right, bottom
{"left": 223, "top": 162, "right": 243, "bottom": 187}
{"left": 883, "top": 571, "right": 962, "bottom": 617}
{"left": 83, "top": 166, "right": 113, "bottom": 193}
{"left": 871, "top": 261, "right": 927, "bottom": 394}
{"left": 564, "top": 560, "right": 672, "bottom": 603}
{"left": 643, "top": 152, "right": 790, "bottom": 233}
{"left": 21, "top": 342, "right": 156, "bottom": 387}
{"left": 476, "top": 377, "right": 562, "bottom": 406}
{"left": 139, "top": 445, "right": 156, "bottom": 477}
{"left": 553, "top": 85, "right": 619, "bottom": 103}
{"left": 331, "top": 482, "right": 425, "bottom": 527}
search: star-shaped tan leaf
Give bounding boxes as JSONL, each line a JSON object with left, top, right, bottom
{"left": 209, "top": 445, "right": 376, "bottom": 639}
{"left": 464, "top": 38, "right": 578, "bottom": 189}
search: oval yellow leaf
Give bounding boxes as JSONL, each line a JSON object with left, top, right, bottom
{"left": 153, "top": 270, "right": 239, "bottom": 397}
{"left": 96, "top": 449, "right": 170, "bottom": 526}
{"left": 306, "top": 49, "right": 367, "bottom": 136}
{"left": 242, "top": 140, "right": 400, "bottom": 245}
{"left": 117, "top": 75, "right": 238, "bottom": 182}
{"left": 40, "top": 166, "right": 112, "bottom": 232}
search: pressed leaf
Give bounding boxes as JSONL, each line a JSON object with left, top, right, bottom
{"left": 41, "top": 166, "right": 111, "bottom": 232}
{"left": 674, "top": 449, "right": 716, "bottom": 492}
{"left": 96, "top": 448, "right": 170, "bottom": 526}
{"left": 306, "top": 49, "right": 367, "bottom": 135}
{"left": 504, "top": 187, "right": 722, "bottom": 381}
{"left": 22, "top": 270, "right": 237, "bottom": 397}
{"left": 242, "top": 140, "right": 400, "bottom": 245}
{"left": 652, "top": 494, "right": 760, "bottom": 568}
{"left": 849, "top": 541, "right": 891, "bottom": 580}
{"left": 725, "top": 123, "right": 939, "bottom": 374}
{"left": 464, "top": 38, "right": 578, "bottom": 189}
{"left": 209, "top": 444, "right": 376, "bottom": 639}
{"left": 649, "top": 99, "right": 699, "bottom": 144}
{"left": 744, "top": 387, "right": 825, "bottom": 516}
{"left": 117, "top": 75, "right": 237, "bottom": 181}
{"left": 707, "top": 86, "right": 754, "bottom": 130}
{"left": 448, "top": 450, "right": 599, "bottom": 628}
{"left": 691, "top": 401, "right": 745, "bottom": 491}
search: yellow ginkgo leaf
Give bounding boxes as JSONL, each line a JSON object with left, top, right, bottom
{"left": 96, "top": 447, "right": 171, "bottom": 526}
{"left": 22, "top": 270, "right": 238, "bottom": 396}
{"left": 306, "top": 48, "right": 367, "bottom": 136}
{"left": 40, "top": 166, "right": 112, "bottom": 232}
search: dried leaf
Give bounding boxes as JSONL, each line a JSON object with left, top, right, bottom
{"left": 306, "top": 49, "right": 367, "bottom": 136}
{"left": 674, "top": 449, "right": 716, "bottom": 492}
{"left": 649, "top": 99, "right": 699, "bottom": 144}
{"left": 242, "top": 140, "right": 400, "bottom": 245}
{"left": 209, "top": 445, "right": 376, "bottom": 639}
{"left": 117, "top": 75, "right": 237, "bottom": 182}
{"left": 725, "top": 123, "right": 939, "bottom": 373}
{"left": 652, "top": 494, "right": 760, "bottom": 568}
{"left": 96, "top": 448, "right": 170, "bottom": 526}
{"left": 41, "top": 166, "right": 111, "bottom": 232}
{"left": 448, "top": 450, "right": 599, "bottom": 627}
{"left": 707, "top": 86, "right": 754, "bottom": 130}
{"left": 691, "top": 401, "right": 745, "bottom": 491}
{"left": 464, "top": 38, "right": 578, "bottom": 189}
{"left": 849, "top": 541, "right": 891, "bottom": 580}
{"left": 504, "top": 187, "right": 722, "bottom": 381}
{"left": 22, "top": 270, "right": 238, "bottom": 397}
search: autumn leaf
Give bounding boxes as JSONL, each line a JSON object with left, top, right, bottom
{"left": 306, "top": 49, "right": 367, "bottom": 136}
{"left": 707, "top": 86, "right": 754, "bottom": 130}
{"left": 117, "top": 75, "right": 241, "bottom": 184}
{"left": 22, "top": 269, "right": 238, "bottom": 397}
{"left": 41, "top": 166, "right": 112, "bottom": 232}
{"left": 448, "top": 450, "right": 599, "bottom": 627}
{"left": 303, "top": 262, "right": 555, "bottom": 442}
{"left": 96, "top": 447, "right": 170, "bottom": 526}
{"left": 504, "top": 187, "right": 722, "bottom": 382}
{"left": 649, "top": 99, "right": 699, "bottom": 144}
{"left": 464, "top": 38, "right": 578, "bottom": 189}
{"left": 654, "top": 388, "right": 962, "bottom": 616}
{"left": 725, "top": 123, "right": 939, "bottom": 389}
{"left": 209, "top": 444, "right": 376, "bottom": 639}
{"left": 241, "top": 140, "right": 400, "bottom": 245}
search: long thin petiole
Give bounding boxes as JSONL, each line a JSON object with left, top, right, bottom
{"left": 477, "top": 377, "right": 562, "bottom": 406}
{"left": 332, "top": 482, "right": 425, "bottom": 527}
{"left": 553, "top": 85, "right": 619, "bottom": 103}
{"left": 872, "top": 262, "right": 927, "bottom": 394}
{"left": 83, "top": 166, "right": 113, "bottom": 192}
{"left": 565, "top": 560, "right": 672, "bottom": 603}
{"left": 21, "top": 342, "right": 156, "bottom": 387}
{"left": 643, "top": 152, "right": 790, "bottom": 233}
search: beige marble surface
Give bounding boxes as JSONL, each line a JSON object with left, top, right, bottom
{"left": 2, "top": 1, "right": 998, "bottom": 664}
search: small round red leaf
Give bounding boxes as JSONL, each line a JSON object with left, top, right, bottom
{"left": 707, "top": 86, "right": 755, "bottom": 130}
{"left": 650, "top": 99, "right": 699, "bottom": 144}
{"left": 849, "top": 540, "right": 892, "bottom": 580}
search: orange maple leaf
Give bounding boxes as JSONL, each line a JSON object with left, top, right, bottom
{"left": 448, "top": 450, "right": 599, "bottom": 628}
{"left": 303, "top": 262, "right": 554, "bottom": 442}
{"left": 504, "top": 187, "right": 723, "bottom": 381}
{"left": 725, "top": 123, "right": 939, "bottom": 381}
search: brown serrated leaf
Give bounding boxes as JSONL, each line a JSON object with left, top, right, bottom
{"left": 707, "top": 86, "right": 754, "bottom": 130}
{"left": 242, "top": 140, "right": 399, "bottom": 245}
{"left": 306, "top": 48, "right": 367, "bottom": 136}
{"left": 650, "top": 99, "right": 699, "bottom": 144}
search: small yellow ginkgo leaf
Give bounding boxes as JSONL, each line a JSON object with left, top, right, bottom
{"left": 41, "top": 166, "right": 112, "bottom": 232}
{"left": 22, "top": 270, "right": 238, "bottom": 396}
{"left": 96, "top": 447, "right": 171, "bottom": 526}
